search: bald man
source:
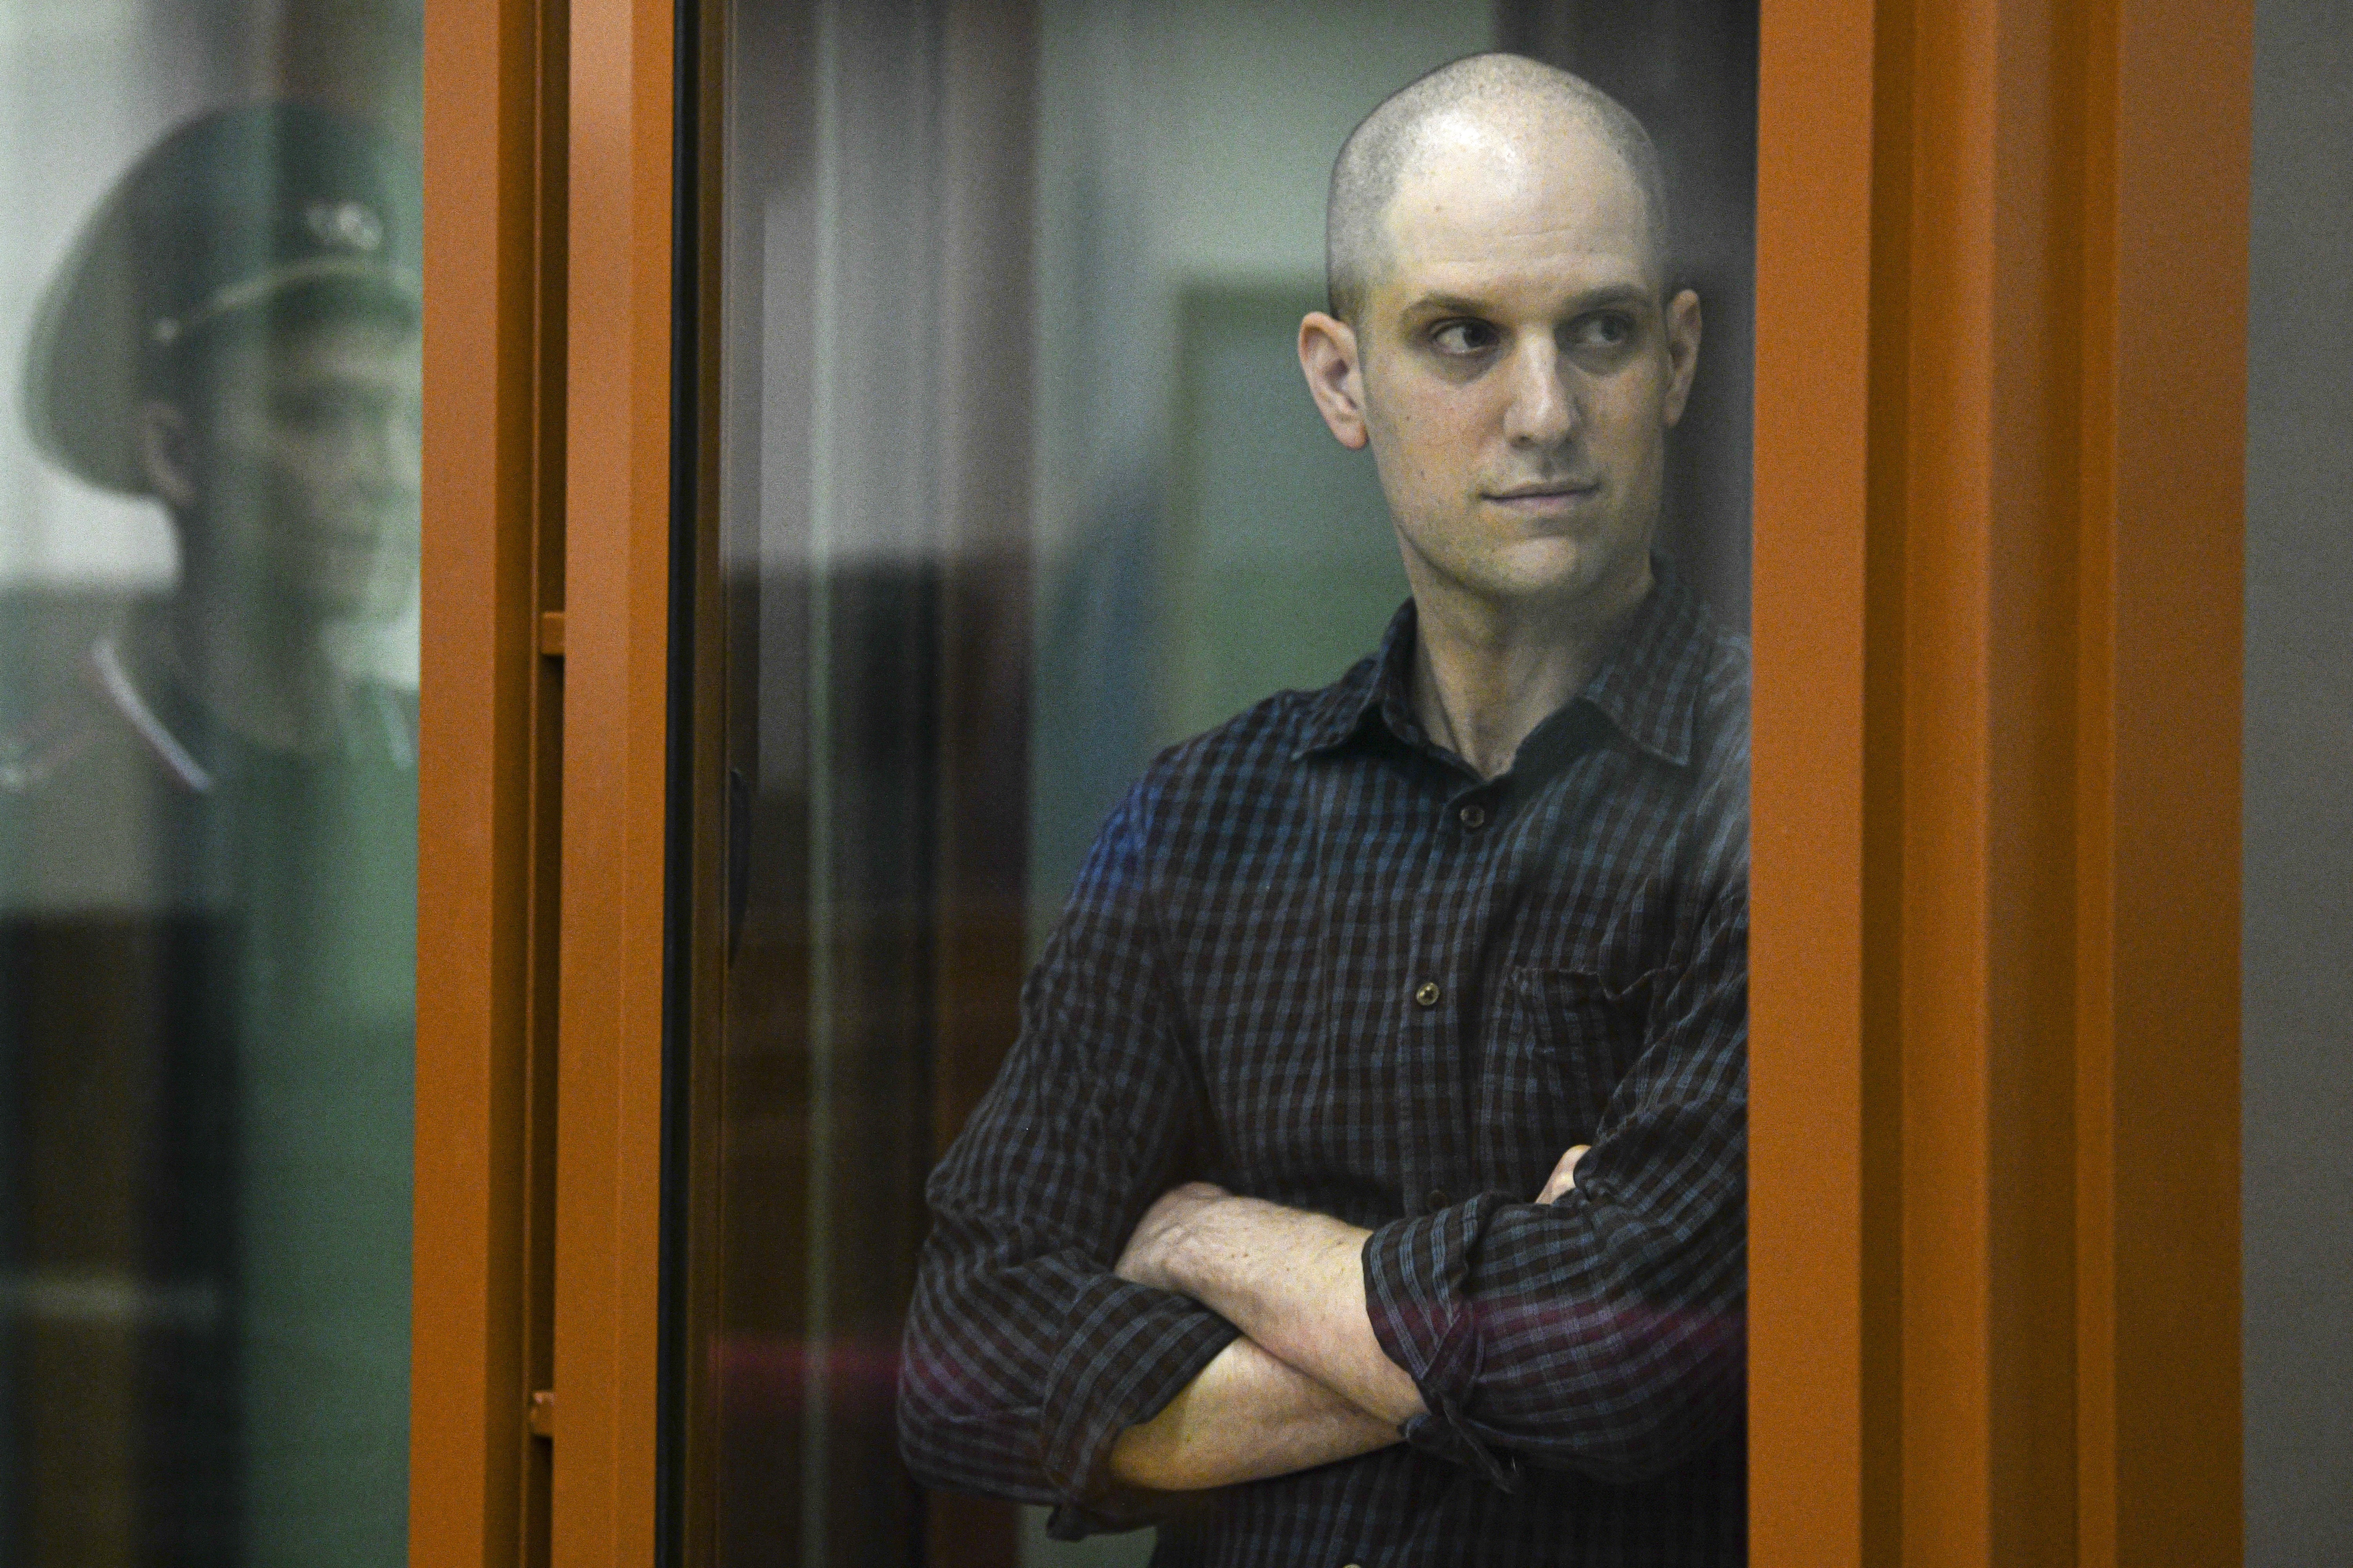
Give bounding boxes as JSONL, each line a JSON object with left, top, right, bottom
{"left": 901, "top": 55, "right": 1747, "bottom": 1566}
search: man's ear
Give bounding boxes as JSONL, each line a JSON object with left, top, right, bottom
{"left": 135, "top": 400, "right": 201, "bottom": 511}
{"left": 1660, "top": 288, "right": 1702, "bottom": 428}
{"left": 1298, "top": 312, "right": 1369, "bottom": 451}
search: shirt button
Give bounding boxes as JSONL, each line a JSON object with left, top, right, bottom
{"left": 1413, "top": 980, "right": 1441, "bottom": 1008}
{"left": 1426, "top": 1188, "right": 1452, "bottom": 1212}
{"left": 1458, "top": 803, "right": 1488, "bottom": 829}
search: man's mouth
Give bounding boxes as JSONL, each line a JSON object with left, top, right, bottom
{"left": 1485, "top": 481, "right": 1599, "bottom": 506}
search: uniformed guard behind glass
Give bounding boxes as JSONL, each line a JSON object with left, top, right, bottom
{"left": 0, "top": 103, "right": 421, "bottom": 1568}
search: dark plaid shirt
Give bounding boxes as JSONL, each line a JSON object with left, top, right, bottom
{"left": 901, "top": 566, "right": 1749, "bottom": 1567}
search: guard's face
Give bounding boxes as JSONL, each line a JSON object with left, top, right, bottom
{"left": 1305, "top": 117, "right": 1699, "bottom": 619}
{"left": 187, "top": 312, "right": 423, "bottom": 624}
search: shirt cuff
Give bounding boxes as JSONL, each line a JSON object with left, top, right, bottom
{"left": 1362, "top": 1194, "right": 1522, "bottom": 1492}
{"left": 1037, "top": 1272, "right": 1240, "bottom": 1534}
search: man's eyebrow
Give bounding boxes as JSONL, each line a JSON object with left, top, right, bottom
{"left": 1400, "top": 284, "right": 1656, "bottom": 317}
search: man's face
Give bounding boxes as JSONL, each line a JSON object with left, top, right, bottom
{"left": 1313, "top": 115, "right": 1699, "bottom": 620}
{"left": 178, "top": 310, "right": 424, "bottom": 624}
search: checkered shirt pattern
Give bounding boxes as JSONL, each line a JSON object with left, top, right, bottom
{"left": 900, "top": 565, "right": 1749, "bottom": 1567}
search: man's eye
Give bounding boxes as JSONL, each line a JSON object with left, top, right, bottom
{"left": 1568, "top": 313, "right": 1634, "bottom": 349}
{"left": 1430, "top": 320, "right": 1499, "bottom": 355}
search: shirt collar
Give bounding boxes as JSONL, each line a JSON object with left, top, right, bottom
{"left": 1573, "top": 558, "right": 1709, "bottom": 768}
{"left": 1290, "top": 556, "right": 1712, "bottom": 770}
{"left": 1289, "top": 599, "right": 1417, "bottom": 760}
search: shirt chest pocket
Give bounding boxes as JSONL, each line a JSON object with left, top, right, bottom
{"left": 1473, "top": 966, "right": 1655, "bottom": 1197}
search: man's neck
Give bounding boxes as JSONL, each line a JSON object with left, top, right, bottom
{"left": 129, "top": 575, "right": 357, "bottom": 757}
{"left": 1407, "top": 557, "right": 1653, "bottom": 780}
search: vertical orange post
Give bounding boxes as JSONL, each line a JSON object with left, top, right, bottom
{"left": 416, "top": 0, "right": 556, "bottom": 1563}
{"left": 549, "top": 0, "right": 675, "bottom": 1564}
{"left": 1750, "top": 0, "right": 2248, "bottom": 1563}
{"left": 1747, "top": 0, "right": 1883, "bottom": 1559}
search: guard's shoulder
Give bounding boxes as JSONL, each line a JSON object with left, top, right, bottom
{"left": 0, "top": 642, "right": 205, "bottom": 800}
{"left": 0, "top": 682, "right": 116, "bottom": 798}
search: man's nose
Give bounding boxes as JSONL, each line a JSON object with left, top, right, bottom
{"left": 1500, "top": 338, "right": 1577, "bottom": 449}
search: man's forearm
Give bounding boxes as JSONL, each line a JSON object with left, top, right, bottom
{"left": 1107, "top": 1335, "right": 1398, "bottom": 1491}
{"left": 1119, "top": 1184, "right": 1426, "bottom": 1427}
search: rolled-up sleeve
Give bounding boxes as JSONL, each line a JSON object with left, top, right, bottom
{"left": 898, "top": 785, "right": 1237, "bottom": 1530}
{"left": 1362, "top": 892, "right": 1748, "bottom": 1487}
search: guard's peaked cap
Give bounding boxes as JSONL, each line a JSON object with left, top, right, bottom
{"left": 22, "top": 100, "right": 420, "bottom": 496}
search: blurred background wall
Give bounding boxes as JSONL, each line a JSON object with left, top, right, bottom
{"left": 2243, "top": 0, "right": 2352, "bottom": 1561}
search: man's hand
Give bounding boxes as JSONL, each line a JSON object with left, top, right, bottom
{"left": 1536, "top": 1143, "right": 1590, "bottom": 1204}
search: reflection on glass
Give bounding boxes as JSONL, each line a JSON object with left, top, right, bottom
{"left": 703, "top": 4, "right": 1752, "bottom": 1567}
{"left": 0, "top": 9, "right": 421, "bottom": 1565}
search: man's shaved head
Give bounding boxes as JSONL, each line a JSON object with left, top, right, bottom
{"left": 1326, "top": 53, "right": 1671, "bottom": 323}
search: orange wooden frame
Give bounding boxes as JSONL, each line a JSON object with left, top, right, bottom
{"left": 419, "top": 0, "right": 675, "bottom": 1559}
{"left": 416, "top": 0, "right": 566, "bottom": 1562}
{"left": 421, "top": 0, "right": 2251, "bottom": 1563}
{"left": 546, "top": 0, "right": 678, "bottom": 1564}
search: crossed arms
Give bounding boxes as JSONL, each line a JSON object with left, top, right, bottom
{"left": 896, "top": 788, "right": 1749, "bottom": 1524}
{"left": 1104, "top": 1147, "right": 1588, "bottom": 1491}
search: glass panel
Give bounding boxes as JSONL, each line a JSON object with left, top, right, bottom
{"left": 698, "top": 5, "right": 1754, "bottom": 1566}
{"left": 2243, "top": 0, "right": 2353, "bottom": 1560}
{"left": 0, "top": 7, "right": 422, "bottom": 1565}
